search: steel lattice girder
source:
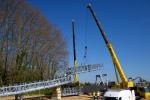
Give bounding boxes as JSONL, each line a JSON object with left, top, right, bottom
{"left": 0, "top": 64, "right": 102, "bottom": 96}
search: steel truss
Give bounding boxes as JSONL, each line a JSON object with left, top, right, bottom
{"left": 0, "top": 64, "right": 102, "bottom": 96}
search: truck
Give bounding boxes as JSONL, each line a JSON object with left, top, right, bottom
{"left": 87, "top": 3, "right": 136, "bottom": 100}
{"left": 103, "top": 89, "right": 135, "bottom": 100}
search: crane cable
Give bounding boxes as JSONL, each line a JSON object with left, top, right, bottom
{"left": 82, "top": 1, "right": 95, "bottom": 65}
{"left": 82, "top": 1, "right": 94, "bottom": 65}
{"left": 82, "top": 9, "right": 88, "bottom": 65}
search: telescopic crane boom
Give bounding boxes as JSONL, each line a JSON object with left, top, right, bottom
{"left": 72, "top": 20, "right": 78, "bottom": 82}
{"left": 87, "top": 3, "right": 133, "bottom": 88}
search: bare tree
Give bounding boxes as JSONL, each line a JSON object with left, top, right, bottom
{"left": 0, "top": 0, "right": 68, "bottom": 86}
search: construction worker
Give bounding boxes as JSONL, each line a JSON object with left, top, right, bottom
{"left": 93, "top": 91, "right": 96, "bottom": 100}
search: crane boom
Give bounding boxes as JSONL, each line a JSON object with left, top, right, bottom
{"left": 72, "top": 20, "right": 78, "bottom": 82}
{"left": 87, "top": 4, "right": 131, "bottom": 88}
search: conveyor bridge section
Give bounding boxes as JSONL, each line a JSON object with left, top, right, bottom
{"left": 0, "top": 64, "right": 102, "bottom": 96}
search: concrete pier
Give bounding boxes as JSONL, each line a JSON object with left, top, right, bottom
{"left": 51, "top": 86, "right": 61, "bottom": 100}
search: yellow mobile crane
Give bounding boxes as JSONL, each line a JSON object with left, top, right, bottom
{"left": 87, "top": 4, "right": 134, "bottom": 89}
{"left": 132, "top": 77, "right": 150, "bottom": 99}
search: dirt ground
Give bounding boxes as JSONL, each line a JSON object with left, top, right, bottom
{"left": 0, "top": 95, "right": 92, "bottom": 100}
{"left": 62, "top": 95, "right": 93, "bottom": 100}
{"left": 62, "top": 95, "right": 150, "bottom": 100}
{"left": 141, "top": 99, "right": 150, "bottom": 100}
{"left": 0, "top": 95, "right": 150, "bottom": 100}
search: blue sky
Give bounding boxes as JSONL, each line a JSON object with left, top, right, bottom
{"left": 28, "top": 0, "right": 150, "bottom": 82}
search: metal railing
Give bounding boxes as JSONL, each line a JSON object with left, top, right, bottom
{"left": 61, "top": 87, "right": 80, "bottom": 96}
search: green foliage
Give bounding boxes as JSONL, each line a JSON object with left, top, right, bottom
{"left": 24, "top": 88, "right": 52, "bottom": 96}
{"left": 84, "top": 82, "right": 92, "bottom": 86}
